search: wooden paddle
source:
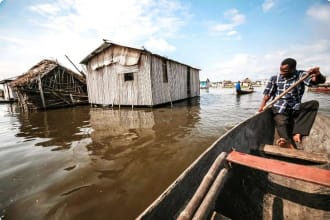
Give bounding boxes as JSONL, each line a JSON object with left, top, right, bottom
{"left": 262, "top": 73, "right": 311, "bottom": 111}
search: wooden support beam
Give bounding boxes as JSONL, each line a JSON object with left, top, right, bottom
{"left": 192, "top": 168, "right": 229, "bottom": 220}
{"left": 177, "top": 152, "right": 227, "bottom": 220}
{"left": 227, "top": 151, "right": 330, "bottom": 187}
{"left": 261, "top": 145, "right": 329, "bottom": 164}
{"left": 51, "top": 91, "right": 71, "bottom": 105}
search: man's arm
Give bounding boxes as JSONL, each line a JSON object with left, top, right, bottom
{"left": 258, "top": 95, "right": 271, "bottom": 112}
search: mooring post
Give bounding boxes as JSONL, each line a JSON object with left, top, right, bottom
{"left": 38, "top": 75, "right": 46, "bottom": 109}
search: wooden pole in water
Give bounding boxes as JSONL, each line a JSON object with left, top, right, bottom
{"left": 5, "top": 82, "right": 11, "bottom": 100}
{"left": 65, "top": 55, "right": 86, "bottom": 78}
{"left": 177, "top": 152, "right": 227, "bottom": 220}
{"left": 38, "top": 74, "right": 46, "bottom": 109}
{"left": 167, "top": 62, "right": 173, "bottom": 108}
{"left": 192, "top": 168, "right": 229, "bottom": 220}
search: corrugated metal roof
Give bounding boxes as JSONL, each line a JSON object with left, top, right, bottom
{"left": 80, "top": 40, "right": 143, "bottom": 65}
{"left": 80, "top": 39, "right": 200, "bottom": 70}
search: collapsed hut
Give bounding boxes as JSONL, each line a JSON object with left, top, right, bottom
{"left": 80, "top": 40, "right": 200, "bottom": 107}
{"left": 11, "top": 59, "right": 88, "bottom": 111}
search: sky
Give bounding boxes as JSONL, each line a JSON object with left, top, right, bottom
{"left": 0, "top": 0, "right": 329, "bottom": 81}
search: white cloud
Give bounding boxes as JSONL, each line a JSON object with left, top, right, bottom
{"left": 203, "top": 39, "right": 330, "bottom": 82}
{"left": 27, "top": 0, "right": 187, "bottom": 42}
{"left": 210, "top": 9, "right": 245, "bottom": 39}
{"left": 224, "top": 9, "right": 245, "bottom": 24}
{"left": 213, "top": 24, "right": 233, "bottom": 32}
{"left": 226, "top": 30, "right": 237, "bottom": 36}
{"left": 306, "top": 4, "right": 330, "bottom": 40}
{"left": 0, "top": 36, "right": 28, "bottom": 45}
{"left": 144, "top": 37, "right": 176, "bottom": 53}
{"left": 0, "top": 0, "right": 189, "bottom": 79}
{"left": 262, "top": 0, "right": 275, "bottom": 12}
{"left": 29, "top": 4, "right": 61, "bottom": 16}
{"left": 307, "top": 4, "right": 330, "bottom": 22}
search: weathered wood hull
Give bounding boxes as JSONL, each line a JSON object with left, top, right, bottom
{"left": 236, "top": 89, "right": 254, "bottom": 95}
{"left": 308, "top": 87, "right": 330, "bottom": 92}
{"left": 137, "top": 110, "right": 330, "bottom": 219}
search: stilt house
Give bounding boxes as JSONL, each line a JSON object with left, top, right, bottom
{"left": 80, "top": 40, "right": 200, "bottom": 107}
{"left": 0, "top": 77, "right": 17, "bottom": 102}
{"left": 11, "top": 59, "right": 88, "bottom": 111}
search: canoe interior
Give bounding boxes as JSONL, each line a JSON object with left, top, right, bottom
{"left": 218, "top": 115, "right": 330, "bottom": 219}
{"left": 215, "top": 163, "right": 330, "bottom": 220}
{"left": 138, "top": 110, "right": 330, "bottom": 220}
{"left": 138, "top": 109, "right": 275, "bottom": 219}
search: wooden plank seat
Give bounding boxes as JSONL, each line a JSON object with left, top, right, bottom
{"left": 260, "top": 145, "right": 330, "bottom": 164}
{"left": 226, "top": 151, "right": 330, "bottom": 187}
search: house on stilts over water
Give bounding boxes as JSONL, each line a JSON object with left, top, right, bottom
{"left": 11, "top": 59, "right": 88, "bottom": 111}
{"left": 80, "top": 40, "right": 200, "bottom": 107}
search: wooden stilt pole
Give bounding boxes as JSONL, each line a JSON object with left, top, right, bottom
{"left": 38, "top": 75, "right": 46, "bottom": 109}
{"left": 132, "top": 85, "right": 134, "bottom": 110}
{"left": 70, "top": 94, "right": 74, "bottom": 105}
{"left": 167, "top": 63, "right": 173, "bottom": 108}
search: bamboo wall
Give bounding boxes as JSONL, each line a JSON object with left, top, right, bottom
{"left": 86, "top": 46, "right": 153, "bottom": 106}
{"left": 85, "top": 45, "right": 200, "bottom": 107}
{"left": 190, "top": 68, "right": 200, "bottom": 97}
{"left": 150, "top": 56, "right": 200, "bottom": 105}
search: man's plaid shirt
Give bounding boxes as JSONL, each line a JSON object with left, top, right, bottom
{"left": 263, "top": 70, "right": 313, "bottom": 114}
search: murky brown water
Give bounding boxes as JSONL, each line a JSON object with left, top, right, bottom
{"left": 0, "top": 87, "right": 329, "bottom": 220}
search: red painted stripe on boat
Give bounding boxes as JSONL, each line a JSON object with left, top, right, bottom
{"left": 227, "top": 151, "right": 330, "bottom": 187}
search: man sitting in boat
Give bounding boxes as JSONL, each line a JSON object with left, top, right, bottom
{"left": 258, "top": 58, "right": 326, "bottom": 149}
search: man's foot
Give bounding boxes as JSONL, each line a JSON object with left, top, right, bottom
{"left": 276, "top": 138, "right": 287, "bottom": 146}
{"left": 293, "top": 134, "right": 302, "bottom": 143}
{"left": 276, "top": 138, "right": 295, "bottom": 149}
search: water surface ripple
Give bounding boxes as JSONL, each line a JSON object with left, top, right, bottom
{"left": 0, "top": 87, "right": 329, "bottom": 219}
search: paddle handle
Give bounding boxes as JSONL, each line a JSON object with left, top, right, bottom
{"left": 262, "top": 73, "right": 310, "bottom": 111}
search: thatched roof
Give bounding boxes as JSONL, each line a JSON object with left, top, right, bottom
{"left": 11, "top": 59, "right": 85, "bottom": 87}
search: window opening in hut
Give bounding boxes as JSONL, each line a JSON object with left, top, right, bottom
{"left": 124, "top": 72, "right": 134, "bottom": 81}
{"left": 162, "top": 59, "right": 168, "bottom": 83}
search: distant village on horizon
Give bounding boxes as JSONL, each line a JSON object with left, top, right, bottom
{"left": 200, "top": 77, "right": 266, "bottom": 89}
{"left": 200, "top": 75, "right": 330, "bottom": 89}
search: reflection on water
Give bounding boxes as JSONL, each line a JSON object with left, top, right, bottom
{"left": 16, "top": 108, "right": 90, "bottom": 150}
{"left": 0, "top": 87, "right": 329, "bottom": 219}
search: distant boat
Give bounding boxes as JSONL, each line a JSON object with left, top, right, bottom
{"left": 236, "top": 88, "right": 254, "bottom": 95}
{"left": 308, "top": 84, "right": 330, "bottom": 92}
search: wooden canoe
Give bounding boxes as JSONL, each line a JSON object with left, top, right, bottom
{"left": 236, "top": 89, "right": 254, "bottom": 95}
{"left": 136, "top": 109, "right": 330, "bottom": 220}
{"left": 308, "top": 87, "right": 330, "bottom": 92}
